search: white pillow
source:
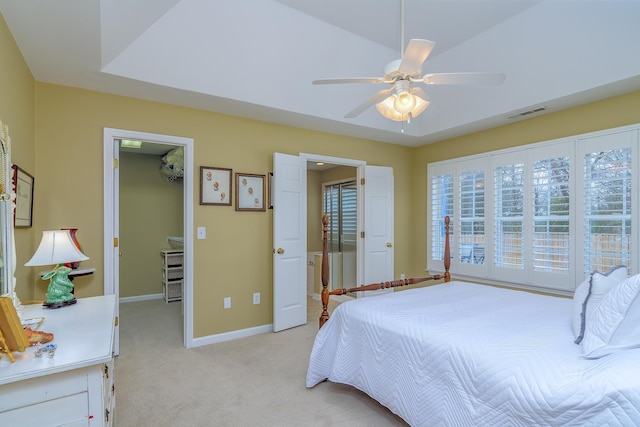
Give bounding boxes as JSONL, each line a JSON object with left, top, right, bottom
{"left": 581, "top": 274, "right": 640, "bottom": 358}
{"left": 572, "top": 266, "right": 627, "bottom": 344}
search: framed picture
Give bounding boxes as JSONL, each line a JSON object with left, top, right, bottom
{"left": 235, "top": 173, "right": 266, "bottom": 212}
{"left": 200, "top": 166, "right": 232, "bottom": 206}
{"left": 11, "top": 165, "right": 34, "bottom": 228}
{"left": 267, "top": 172, "right": 274, "bottom": 210}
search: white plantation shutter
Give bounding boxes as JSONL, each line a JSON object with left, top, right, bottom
{"left": 341, "top": 182, "right": 357, "bottom": 248}
{"left": 459, "top": 169, "right": 485, "bottom": 265}
{"left": 429, "top": 167, "right": 453, "bottom": 263}
{"left": 323, "top": 181, "right": 357, "bottom": 251}
{"left": 581, "top": 138, "right": 634, "bottom": 275}
{"left": 323, "top": 185, "right": 340, "bottom": 252}
{"left": 427, "top": 124, "right": 639, "bottom": 293}
{"left": 532, "top": 156, "right": 570, "bottom": 272}
{"left": 493, "top": 162, "right": 525, "bottom": 271}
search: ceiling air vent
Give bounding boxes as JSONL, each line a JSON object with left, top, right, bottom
{"left": 507, "top": 106, "right": 548, "bottom": 119}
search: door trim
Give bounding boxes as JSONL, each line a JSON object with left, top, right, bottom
{"left": 103, "top": 128, "right": 194, "bottom": 349}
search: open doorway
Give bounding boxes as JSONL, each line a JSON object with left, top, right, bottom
{"left": 306, "top": 162, "right": 357, "bottom": 297}
{"left": 119, "top": 141, "right": 183, "bottom": 296}
{"left": 103, "top": 128, "right": 194, "bottom": 353}
{"left": 273, "top": 152, "right": 393, "bottom": 331}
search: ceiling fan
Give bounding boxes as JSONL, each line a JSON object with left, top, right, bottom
{"left": 312, "top": 0, "right": 505, "bottom": 125}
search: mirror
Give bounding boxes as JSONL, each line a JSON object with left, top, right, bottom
{"left": 0, "top": 119, "right": 15, "bottom": 306}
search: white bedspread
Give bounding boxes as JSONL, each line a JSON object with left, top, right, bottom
{"left": 306, "top": 281, "right": 640, "bottom": 426}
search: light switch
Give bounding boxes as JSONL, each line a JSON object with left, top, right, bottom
{"left": 197, "top": 227, "right": 206, "bottom": 239}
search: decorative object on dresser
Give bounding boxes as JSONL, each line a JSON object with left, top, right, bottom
{"left": 200, "top": 166, "right": 232, "bottom": 206}
{"left": 235, "top": 172, "right": 266, "bottom": 212}
{"left": 0, "top": 296, "right": 29, "bottom": 362}
{"left": 24, "top": 229, "right": 89, "bottom": 308}
{"left": 161, "top": 249, "right": 183, "bottom": 303}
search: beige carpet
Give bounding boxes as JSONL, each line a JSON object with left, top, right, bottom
{"left": 115, "top": 296, "right": 407, "bottom": 426}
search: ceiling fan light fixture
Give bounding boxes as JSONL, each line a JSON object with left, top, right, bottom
{"left": 376, "top": 95, "right": 404, "bottom": 121}
{"left": 376, "top": 93, "right": 429, "bottom": 122}
{"left": 410, "top": 95, "right": 430, "bottom": 118}
{"left": 394, "top": 91, "right": 417, "bottom": 114}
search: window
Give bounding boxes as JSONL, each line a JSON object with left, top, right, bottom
{"left": 428, "top": 125, "right": 639, "bottom": 293}
{"left": 323, "top": 180, "right": 357, "bottom": 289}
{"left": 494, "top": 162, "right": 524, "bottom": 270}
{"left": 583, "top": 147, "right": 632, "bottom": 275}
{"left": 532, "top": 156, "right": 570, "bottom": 273}
{"left": 459, "top": 169, "right": 485, "bottom": 265}
{"left": 323, "top": 181, "right": 357, "bottom": 251}
{"left": 430, "top": 173, "right": 453, "bottom": 262}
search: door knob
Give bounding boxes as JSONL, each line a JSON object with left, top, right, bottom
{"left": 386, "top": 242, "right": 392, "bottom": 248}
{"left": 276, "top": 248, "right": 285, "bottom": 254}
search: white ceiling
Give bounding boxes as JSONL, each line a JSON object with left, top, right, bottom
{"left": 1, "top": 0, "right": 639, "bottom": 147}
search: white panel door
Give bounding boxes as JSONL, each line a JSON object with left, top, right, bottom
{"left": 362, "top": 165, "right": 394, "bottom": 295}
{"left": 106, "top": 136, "right": 121, "bottom": 354}
{"left": 273, "top": 153, "right": 307, "bottom": 331}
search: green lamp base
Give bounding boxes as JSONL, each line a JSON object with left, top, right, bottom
{"left": 42, "top": 265, "right": 76, "bottom": 309}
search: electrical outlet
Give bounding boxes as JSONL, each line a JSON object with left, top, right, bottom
{"left": 400, "top": 273, "right": 406, "bottom": 280}
{"left": 253, "top": 293, "right": 260, "bottom": 304}
{"left": 223, "top": 297, "right": 231, "bottom": 309}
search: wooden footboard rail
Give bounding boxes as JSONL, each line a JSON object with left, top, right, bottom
{"left": 319, "top": 215, "right": 451, "bottom": 328}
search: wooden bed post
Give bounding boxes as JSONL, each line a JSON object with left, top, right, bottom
{"left": 319, "top": 215, "right": 330, "bottom": 328}
{"left": 318, "top": 215, "right": 451, "bottom": 328}
{"left": 444, "top": 216, "right": 451, "bottom": 282}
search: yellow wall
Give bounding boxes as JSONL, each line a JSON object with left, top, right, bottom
{"left": 119, "top": 152, "right": 183, "bottom": 298}
{"left": 409, "top": 91, "right": 640, "bottom": 274}
{"left": 0, "top": 13, "right": 36, "bottom": 302}
{"left": 32, "top": 83, "right": 415, "bottom": 337}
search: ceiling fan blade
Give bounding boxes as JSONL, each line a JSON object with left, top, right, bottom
{"left": 421, "top": 72, "right": 506, "bottom": 85}
{"left": 399, "top": 39, "right": 436, "bottom": 76}
{"left": 313, "top": 77, "right": 386, "bottom": 85}
{"left": 345, "top": 88, "right": 393, "bottom": 118}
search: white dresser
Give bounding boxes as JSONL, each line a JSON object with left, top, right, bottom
{"left": 0, "top": 295, "right": 117, "bottom": 426}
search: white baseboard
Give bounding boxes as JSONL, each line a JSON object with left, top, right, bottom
{"left": 192, "top": 324, "right": 273, "bottom": 347}
{"left": 119, "top": 293, "right": 163, "bottom": 303}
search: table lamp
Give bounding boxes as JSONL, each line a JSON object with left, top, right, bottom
{"left": 25, "top": 230, "right": 89, "bottom": 308}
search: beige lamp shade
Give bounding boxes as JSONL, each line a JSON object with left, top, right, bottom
{"left": 25, "top": 230, "right": 89, "bottom": 267}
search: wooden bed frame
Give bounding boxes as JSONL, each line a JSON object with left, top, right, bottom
{"left": 319, "top": 215, "right": 451, "bottom": 328}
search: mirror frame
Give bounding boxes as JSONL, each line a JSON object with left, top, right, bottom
{"left": 0, "top": 119, "right": 16, "bottom": 306}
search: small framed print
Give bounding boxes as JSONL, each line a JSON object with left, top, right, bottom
{"left": 200, "top": 166, "right": 232, "bottom": 206}
{"left": 235, "top": 173, "right": 266, "bottom": 212}
{"left": 12, "top": 165, "right": 34, "bottom": 228}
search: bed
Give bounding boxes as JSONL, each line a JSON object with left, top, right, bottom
{"left": 306, "top": 216, "right": 640, "bottom": 426}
